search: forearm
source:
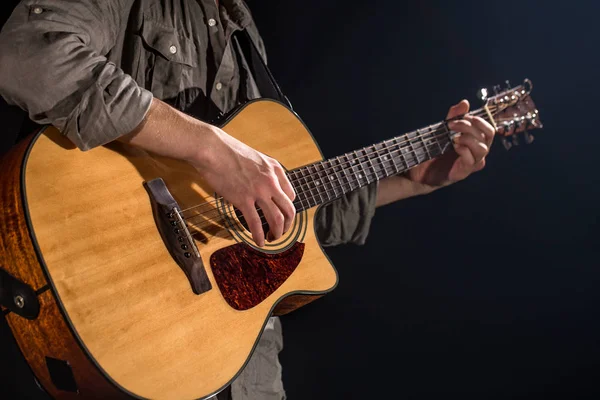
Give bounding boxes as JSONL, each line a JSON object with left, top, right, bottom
{"left": 120, "top": 97, "right": 217, "bottom": 167}
{"left": 375, "top": 174, "right": 436, "bottom": 207}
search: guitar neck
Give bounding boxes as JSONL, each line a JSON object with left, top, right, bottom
{"left": 287, "top": 109, "right": 487, "bottom": 212}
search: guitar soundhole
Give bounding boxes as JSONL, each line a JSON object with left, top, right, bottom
{"left": 234, "top": 207, "right": 270, "bottom": 238}
{"left": 210, "top": 242, "right": 304, "bottom": 310}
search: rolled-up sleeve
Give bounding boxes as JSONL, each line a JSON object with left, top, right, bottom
{"left": 314, "top": 182, "right": 378, "bottom": 247}
{"left": 0, "top": 0, "right": 152, "bottom": 150}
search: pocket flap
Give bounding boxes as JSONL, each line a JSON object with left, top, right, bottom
{"left": 141, "top": 20, "right": 197, "bottom": 67}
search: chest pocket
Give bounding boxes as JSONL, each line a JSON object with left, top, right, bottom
{"left": 139, "top": 19, "right": 199, "bottom": 100}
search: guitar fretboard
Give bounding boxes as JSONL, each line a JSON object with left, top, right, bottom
{"left": 287, "top": 121, "right": 453, "bottom": 212}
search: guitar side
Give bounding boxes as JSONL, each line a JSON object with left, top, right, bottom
{"left": 0, "top": 99, "right": 338, "bottom": 400}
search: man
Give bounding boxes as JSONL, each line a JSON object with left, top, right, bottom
{"left": 0, "top": 1, "right": 494, "bottom": 399}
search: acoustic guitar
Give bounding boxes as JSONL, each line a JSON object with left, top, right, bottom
{"left": 0, "top": 80, "right": 542, "bottom": 399}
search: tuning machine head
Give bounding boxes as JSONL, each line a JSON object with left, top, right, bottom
{"left": 477, "top": 87, "right": 489, "bottom": 102}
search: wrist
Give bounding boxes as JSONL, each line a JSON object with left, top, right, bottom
{"left": 186, "top": 120, "right": 221, "bottom": 169}
{"left": 376, "top": 174, "right": 436, "bottom": 207}
{"left": 405, "top": 176, "right": 438, "bottom": 196}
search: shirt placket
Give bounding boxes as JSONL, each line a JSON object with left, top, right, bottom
{"left": 204, "top": 2, "right": 234, "bottom": 113}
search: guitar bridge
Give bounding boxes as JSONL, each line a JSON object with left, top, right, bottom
{"left": 143, "top": 178, "right": 212, "bottom": 295}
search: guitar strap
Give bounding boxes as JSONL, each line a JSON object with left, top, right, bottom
{"left": 189, "top": 28, "right": 292, "bottom": 125}
{"left": 232, "top": 29, "right": 293, "bottom": 111}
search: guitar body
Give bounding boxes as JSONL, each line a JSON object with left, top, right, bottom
{"left": 0, "top": 99, "right": 338, "bottom": 399}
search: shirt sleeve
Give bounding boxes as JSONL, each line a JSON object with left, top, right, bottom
{"left": 314, "top": 181, "right": 379, "bottom": 247}
{"left": 0, "top": 0, "right": 152, "bottom": 151}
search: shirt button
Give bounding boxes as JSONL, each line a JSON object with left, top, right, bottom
{"left": 215, "top": 82, "right": 223, "bottom": 91}
{"left": 32, "top": 6, "right": 43, "bottom": 14}
{"left": 169, "top": 45, "right": 177, "bottom": 54}
{"left": 208, "top": 18, "right": 217, "bottom": 27}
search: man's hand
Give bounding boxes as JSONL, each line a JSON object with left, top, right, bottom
{"left": 121, "top": 98, "right": 296, "bottom": 247}
{"left": 406, "top": 99, "right": 495, "bottom": 188}
{"left": 194, "top": 127, "right": 296, "bottom": 247}
{"left": 376, "top": 99, "right": 496, "bottom": 207}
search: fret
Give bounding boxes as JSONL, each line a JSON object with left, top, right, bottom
{"left": 439, "top": 123, "right": 453, "bottom": 153}
{"left": 373, "top": 143, "right": 386, "bottom": 177}
{"left": 417, "top": 128, "right": 433, "bottom": 161}
{"left": 430, "top": 124, "right": 444, "bottom": 156}
{"left": 376, "top": 144, "right": 389, "bottom": 179}
{"left": 316, "top": 161, "right": 335, "bottom": 201}
{"left": 343, "top": 154, "right": 357, "bottom": 191}
{"left": 289, "top": 169, "right": 305, "bottom": 211}
{"left": 412, "top": 132, "right": 426, "bottom": 165}
{"left": 393, "top": 137, "right": 410, "bottom": 171}
{"left": 406, "top": 131, "right": 424, "bottom": 165}
{"left": 333, "top": 156, "right": 349, "bottom": 194}
{"left": 365, "top": 146, "right": 383, "bottom": 181}
{"left": 381, "top": 140, "right": 399, "bottom": 175}
{"left": 297, "top": 167, "right": 314, "bottom": 209}
{"left": 355, "top": 149, "right": 370, "bottom": 185}
{"left": 349, "top": 150, "right": 364, "bottom": 186}
{"left": 307, "top": 164, "right": 327, "bottom": 205}
{"left": 321, "top": 160, "right": 343, "bottom": 199}
{"left": 400, "top": 140, "right": 415, "bottom": 169}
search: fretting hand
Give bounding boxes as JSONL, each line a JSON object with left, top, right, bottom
{"left": 405, "top": 99, "right": 496, "bottom": 188}
{"left": 376, "top": 99, "right": 496, "bottom": 207}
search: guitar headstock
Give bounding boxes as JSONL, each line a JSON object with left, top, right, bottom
{"left": 478, "top": 79, "right": 543, "bottom": 150}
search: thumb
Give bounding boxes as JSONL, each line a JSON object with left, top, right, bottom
{"left": 446, "top": 99, "right": 470, "bottom": 119}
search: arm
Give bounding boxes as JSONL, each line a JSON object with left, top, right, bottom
{"left": 121, "top": 98, "right": 296, "bottom": 247}
{"left": 315, "top": 100, "right": 495, "bottom": 247}
{"left": 0, "top": 0, "right": 149, "bottom": 150}
{"left": 376, "top": 100, "right": 496, "bottom": 208}
{"left": 375, "top": 175, "right": 434, "bottom": 207}
{"left": 0, "top": 1, "right": 295, "bottom": 247}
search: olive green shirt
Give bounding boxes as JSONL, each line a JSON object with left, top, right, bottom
{"left": 0, "top": 0, "right": 378, "bottom": 247}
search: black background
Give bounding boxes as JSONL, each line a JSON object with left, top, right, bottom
{"left": 2, "top": 1, "right": 600, "bottom": 399}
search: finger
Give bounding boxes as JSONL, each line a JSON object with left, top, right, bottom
{"left": 448, "top": 119, "right": 483, "bottom": 140}
{"left": 453, "top": 134, "right": 488, "bottom": 165}
{"left": 240, "top": 202, "right": 265, "bottom": 247}
{"left": 446, "top": 99, "right": 470, "bottom": 120}
{"left": 256, "top": 199, "right": 284, "bottom": 242}
{"left": 274, "top": 164, "right": 296, "bottom": 201}
{"left": 464, "top": 115, "right": 495, "bottom": 147}
{"left": 473, "top": 157, "right": 486, "bottom": 172}
{"left": 272, "top": 192, "right": 296, "bottom": 235}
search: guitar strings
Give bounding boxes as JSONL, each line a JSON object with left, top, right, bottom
{"left": 179, "top": 104, "right": 499, "bottom": 222}
{"left": 185, "top": 110, "right": 522, "bottom": 236}
{"left": 183, "top": 106, "right": 532, "bottom": 236}
{"left": 180, "top": 104, "right": 496, "bottom": 219}
{"left": 184, "top": 138, "right": 450, "bottom": 238}
{"left": 186, "top": 141, "right": 448, "bottom": 233}
{"left": 181, "top": 127, "right": 454, "bottom": 233}
{"left": 181, "top": 126, "right": 450, "bottom": 223}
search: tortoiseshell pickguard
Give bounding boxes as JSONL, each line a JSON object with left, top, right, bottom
{"left": 210, "top": 242, "right": 305, "bottom": 310}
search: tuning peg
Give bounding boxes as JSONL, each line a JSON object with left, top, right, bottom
{"left": 501, "top": 137, "right": 513, "bottom": 150}
{"left": 515, "top": 119, "right": 524, "bottom": 131}
{"left": 478, "top": 88, "right": 488, "bottom": 101}
{"left": 512, "top": 134, "right": 519, "bottom": 146}
{"left": 493, "top": 85, "right": 501, "bottom": 95}
{"left": 523, "top": 131, "right": 535, "bottom": 144}
{"left": 505, "top": 80, "right": 511, "bottom": 89}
